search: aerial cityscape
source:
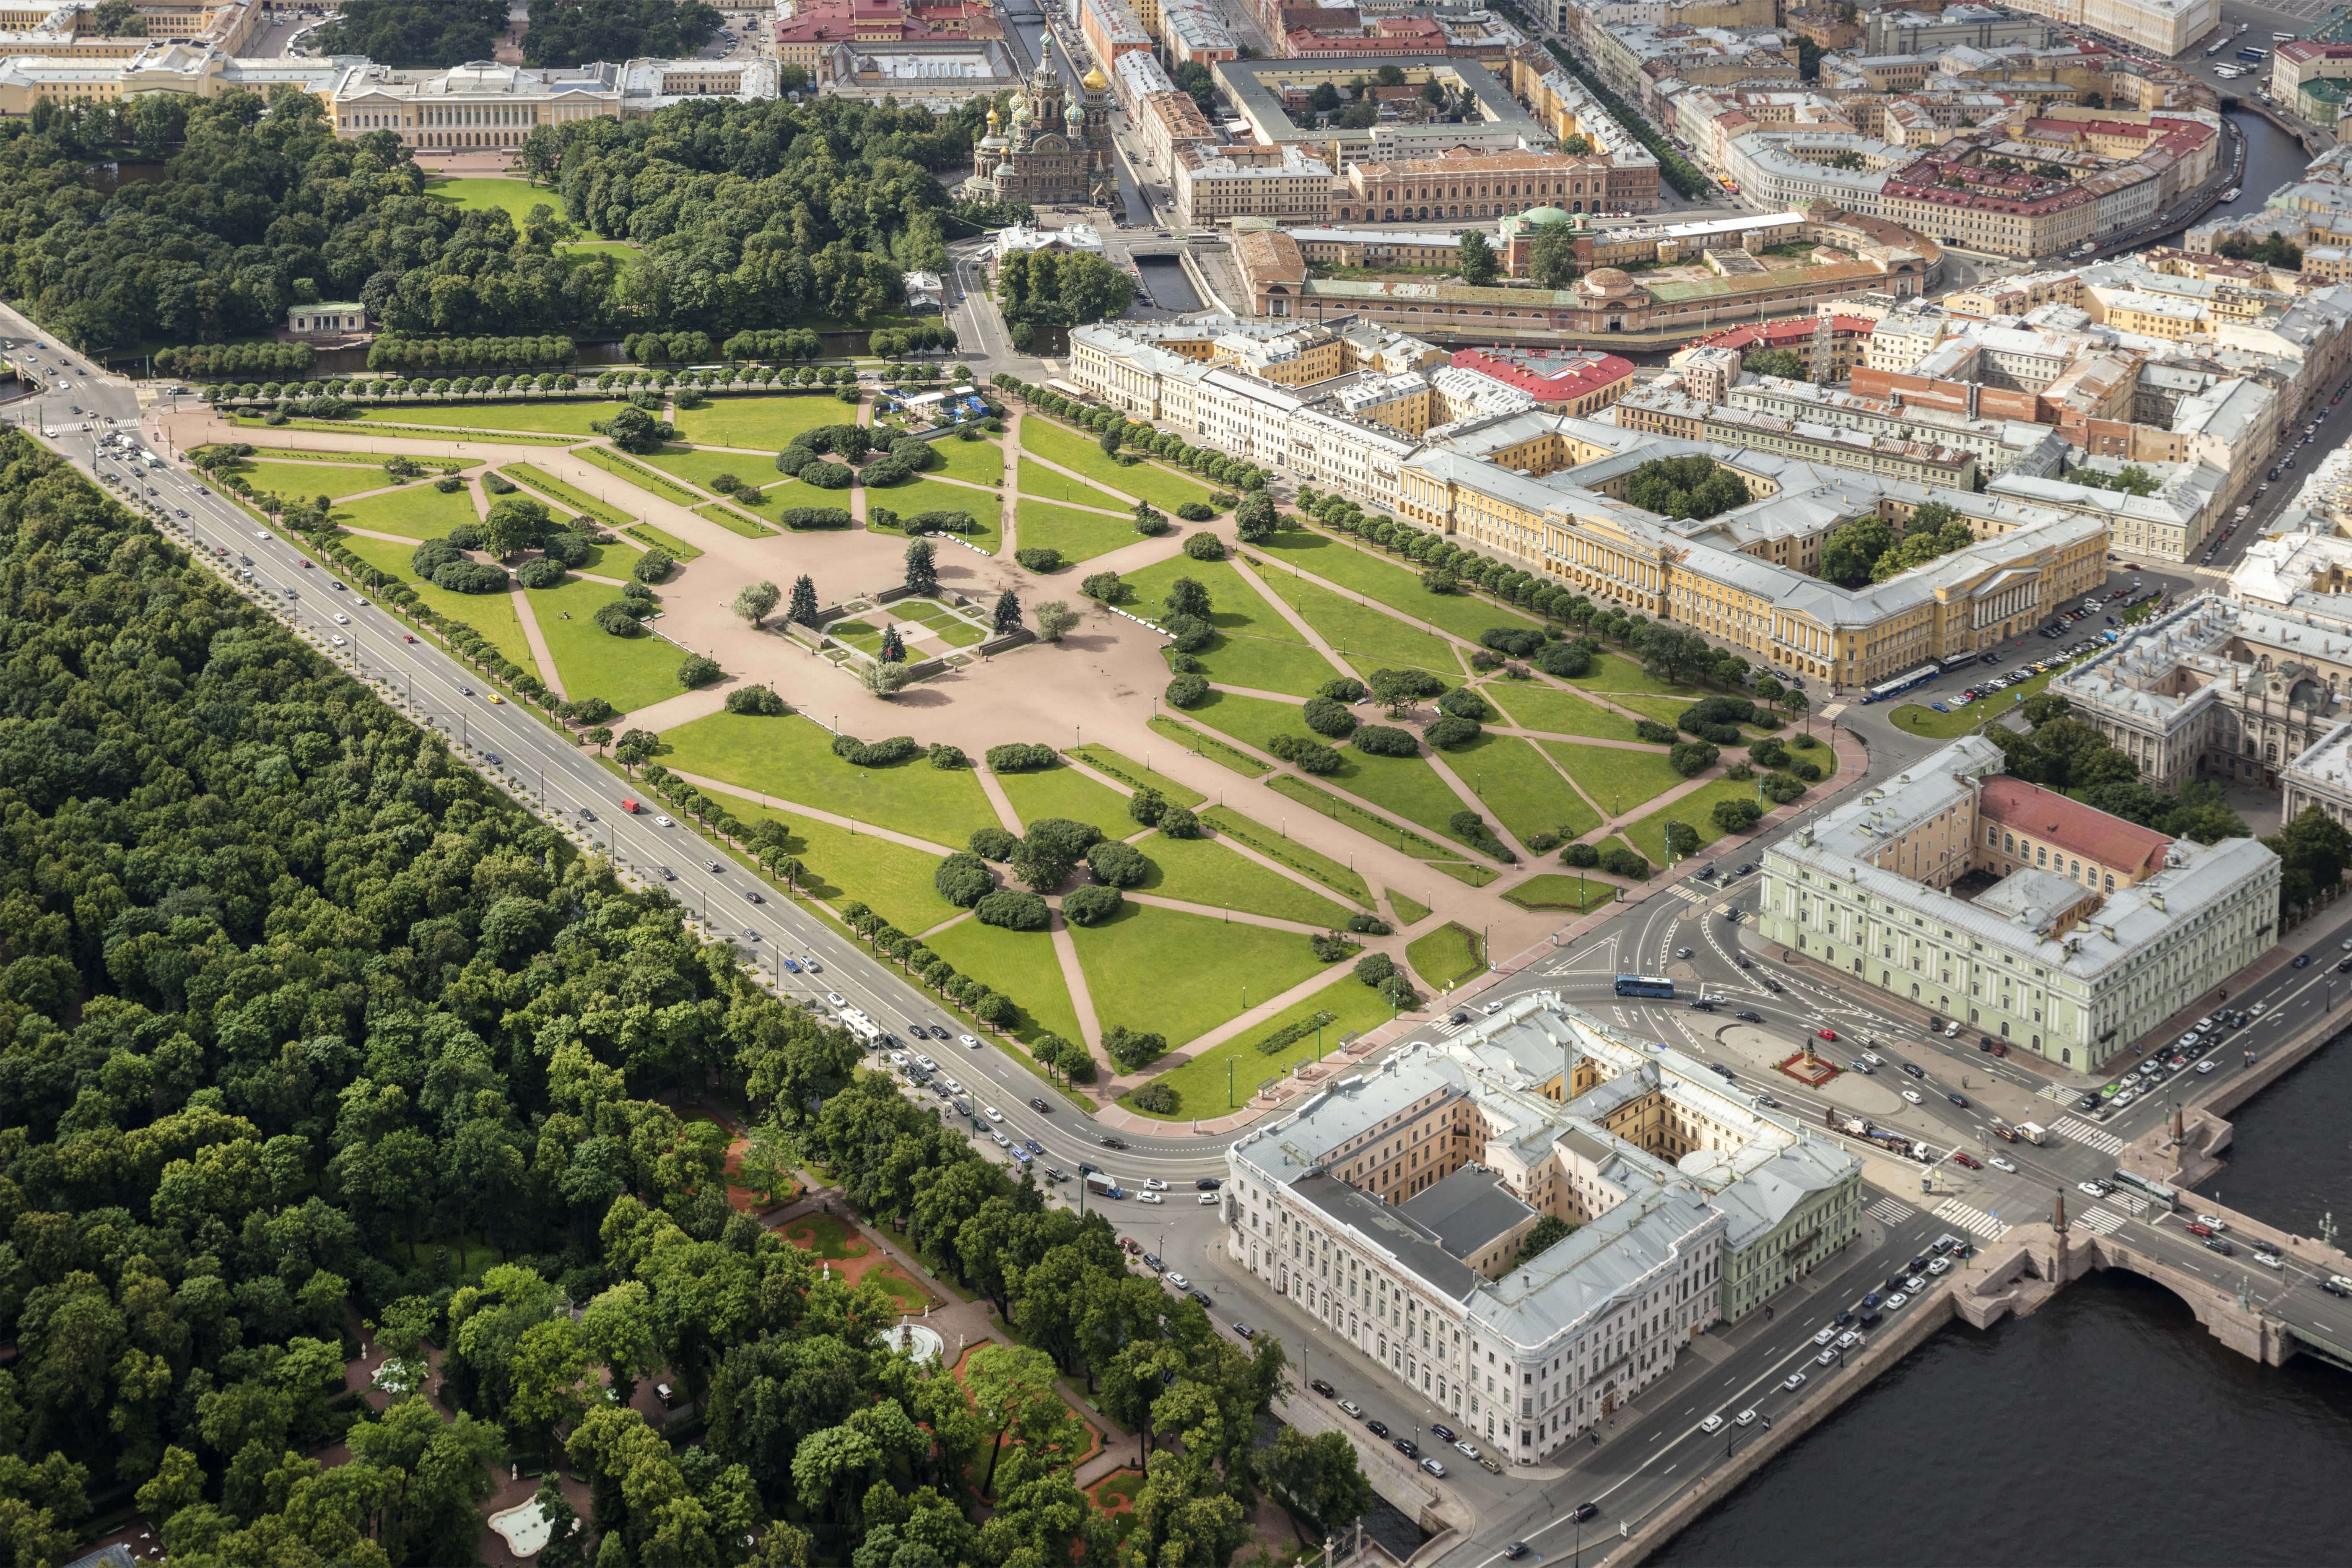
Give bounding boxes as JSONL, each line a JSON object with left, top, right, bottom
{"left": 10, "top": 0, "right": 2352, "bottom": 1560}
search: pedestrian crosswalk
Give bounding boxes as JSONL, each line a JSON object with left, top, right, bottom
{"left": 2038, "top": 1083, "right": 2074, "bottom": 1103}
{"left": 2106, "top": 1191, "right": 2153, "bottom": 1218}
{"left": 2054, "top": 1116, "right": 2126, "bottom": 1155}
{"left": 1867, "top": 1198, "right": 1916, "bottom": 1225}
{"left": 1667, "top": 884, "right": 1710, "bottom": 905}
{"left": 2072, "top": 1207, "right": 2127, "bottom": 1236}
{"left": 1932, "top": 1197, "right": 2013, "bottom": 1242}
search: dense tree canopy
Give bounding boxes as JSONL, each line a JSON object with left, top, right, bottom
{"left": 0, "top": 86, "right": 976, "bottom": 351}
{"left": 311, "top": 0, "right": 508, "bottom": 66}
{"left": 522, "top": 0, "right": 721, "bottom": 67}
{"left": 1625, "top": 455, "right": 1750, "bottom": 521}
{"left": 0, "top": 428, "right": 893, "bottom": 1561}
{"left": 0, "top": 423, "right": 1350, "bottom": 1566}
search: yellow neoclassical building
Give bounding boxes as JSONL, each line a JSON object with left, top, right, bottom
{"left": 1397, "top": 419, "right": 2107, "bottom": 688}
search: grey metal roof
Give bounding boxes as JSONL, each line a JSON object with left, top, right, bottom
{"left": 1399, "top": 1167, "right": 1538, "bottom": 1259}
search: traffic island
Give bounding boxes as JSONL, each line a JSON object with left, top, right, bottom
{"left": 1775, "top": 1046, "right": 1840, "bottom": 1087}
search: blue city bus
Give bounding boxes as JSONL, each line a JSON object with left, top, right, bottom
{"left": 1613, "top": 974, "right": 1676, "bottom": 999}
{"left": 2237, "top": 47, "right": 2266, "bottom": 60}
{"left": 1861, "top": 663, "right": 1940, "bottom": 704}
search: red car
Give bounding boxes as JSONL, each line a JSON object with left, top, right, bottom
{"left": 1950, "top": 1151, "right": 1983, "bottom": 1170}
{"left": 1815, "top": 1028, "right": 1837, "bottom": 1042}
{"left": 2186, "top": 1221, "right": 2216, "bottom": 1238}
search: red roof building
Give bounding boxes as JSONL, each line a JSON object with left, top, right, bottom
{"left": 1449, "top": 348, "right": 1635, "bottom": 416}
{"left": 1979, "top": 776, "right": 2173, "bottom": 887}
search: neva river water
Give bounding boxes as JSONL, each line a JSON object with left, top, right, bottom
{"left": 1656, "top": 110, "right": 2352, "bottom": 1565}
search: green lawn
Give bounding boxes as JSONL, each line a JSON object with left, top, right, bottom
{"left": 1536, "top": 741, "right": 1686, "bottom": 820}
{"left": 922, "top": 918, "right": 1084, "bottom": 1048}
{"left": 411, "top": 580, "right": 536, "bottom": 672}
{"left": 1125, "top": 556, "right": 1303, "bottom": 644}
{"left": 1067, "top": 745, "right": 1207, "bottom": 808}
{"left": 1013, "top": 499, "right": 1138, "bottom": 567}
{"left": 574, "top": 445, "right": 708, "bottom": 507}
{"left": 780, "top": 1211, "right": 869, "bottom": 1259}
{"left": 1182, "top": 688, "right": 1307, "bottom": 760}
{"left": 1407, "top": 922, "right": 1487, "bottom": 991}
{"left": 1253, "top": 565, "right": 1460, "bottom": 677}
{"left": 353, "top": 401, "right": 620, "bottom": 436}
{"left": 560, "top": 239, "right": 640, "bottom": 272}
{"left": 725, "top": 798, "right": 962, "bottom": 935}
{"left": 1502, "top": 873, "right": 1620, "bottom": 913}
{"left": 872, "top": 476, "right": 1002, "bottom": 553}
{"left": 926, "top": 436, "right": 1007, "bottom": 487}
{"left": 1177, "top": 635, "right": 1343, "bottom": 698}
{"left": 221, "top": 444, "right": 408, "bottom": 467}
{"left": 1326, "top": 748, "right": 1491, "bottom": 857}
{"left": 873, "top": 474, "right": 1001, "bottom": 515}
{"left": 338, "top": 530, "right": 426, "bottom": 584}
{"left": 1020, "top": 419, "right": 1215, "bottom": 512}
{"left": 339, "top": 482, "right": 483, "bottom": 541}
{"left": 1147, "top": 717, "right": 1270, "bottom": 777}
{"left": 500, "top": 464, "right": 627, "bottom": 528}
{"left": 1070, "top": 901, "right": 1330, "bottom": 1051}
{"left": 693, "top": 501, "right": 778, "bottom": 538}
{"left": 522, "top": 575, "right": 692, "bottom": 714}
{"left": 620, "top": 522, "right": 701, "bottom": 560}
{"left": 1017, "top": 456, "right": 1131, "bottom": 512}
{"left": 1264, "top": 776, "right": 1458, "bottom": 866}
{"left": 1255, "top": 528, "right": 1537, "bottom": 642}
{"left": 659, "top": 711, "right": 999, "bottom": 848}
{"left": 1200, "top": 806, "right": 1371, "bottom": 906}
{"left": 423, "top": 175, "right": 563, "bottom": 221}
{"left": 671, "top": 394, "right": 857, "bottom": 451}
{"left": 1485, "top": 681, "right": 1646, "bottom": 742}
{"left": 1570, "top": 651, "right": 1709, "bottom": 702}
{"left": 1441, "top": 733, "right": 1599, "bottom": 844}
{"left": 995, "top": 761, "right": 1135, "bottom": 841}
{"left": 1120, "top": 971, "right": 1392, "bottom": 1121}
{"left": 1134, "top": 830, "right": 1356, "bottom": 927}
{"left": 638, "top": 444, "right": 785, "bottom": 494}
{"left": 323, "top": 521, "right": 525, "bottom": 667}
{"left": 1609, "top": 694, "right": 1697, "bottom": 728}
{"left": 826, "top": 599, "right": 982, "bottom": 657}
{"left": 230, "top": 459, "right": 400, "bottom": 502}
{"left": 1621, "top": 775, "right": 1770, "bottom": 865}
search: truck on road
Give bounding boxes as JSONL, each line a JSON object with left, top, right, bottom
{"left": 2015, "top": 1122, "right": 2048, "bottom": 1145}
{"left": 1828, "top": 1111, "right": 1932, "bottom": 1162}
{"left": 1086, "top": 1171, "right": 1124, "bottom": 1198}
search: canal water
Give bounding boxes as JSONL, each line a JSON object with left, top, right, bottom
{"left": 1652, "top": 1272, "right": 2352, "bottom": 1567}
{"left": 1650, "top": 114, "right": 2352, "bottom": 1550}
{"left": 2188, "top": 1015, "right": 2352, "bottom": 1238}
{"left": 1134, "top": 254, "right": 1203, "bottom": 312}
{"left": 2205, "top": 110, "right": 2311, "bottom": 229}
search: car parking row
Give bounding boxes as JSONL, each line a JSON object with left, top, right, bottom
{"left": 1929, "top": 617, "right": 2123, "bottom": 713}
{"left": 1303, "top": 1377, "right": 1505, "bottom": 1482}
{"left": 2070, "top": 1007, "right": 2245, "bottom": 1118}
{"left": 1699, "top": 1234, "right": 1969, "bottom": 1436}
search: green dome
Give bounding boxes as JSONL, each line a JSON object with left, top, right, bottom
{"left": 1522, "top": 205, "right": 1572, "bottom": 226}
